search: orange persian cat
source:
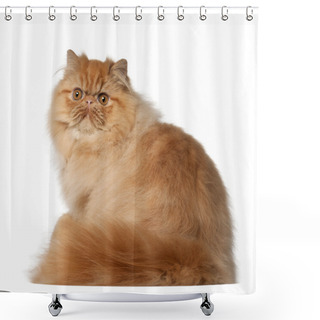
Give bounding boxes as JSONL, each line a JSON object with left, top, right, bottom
{"left": 31, "top": 50, "right": 235, "bottom": 286}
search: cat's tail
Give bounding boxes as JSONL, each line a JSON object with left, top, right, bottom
{"left": 31, "top": 214, "right": 235, "bottom": 286}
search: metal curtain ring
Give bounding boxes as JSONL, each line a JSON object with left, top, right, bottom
{"left": 5, "top": 6, "right": 12, "bottom": 21}
{"left": 70, "top": 6, "right": 77, "bottom": 21}
{"left": 158, "top": 6, "right": 164, "bottom": 21}
{"left": 113, "top": 6, "right": 120, "bottom": 21}
{"left": 177, "top": 6, "right": 184, "bottom": 21}
{"left": 246, "top": 6, "right": 253, "bottom": 21}
{"left": 25, "top": 6, "right": 32, "bottom": 21}
{"left": 49, "top": 6, "right": 56, "bottom": 21}
{"left": 135, "top": 6, "right": 142, "bottom": 21}
{"left": 91, "top": 6, "right": 97, "bottom": 21}
{"left": 200, "top": 6, "right": 207, "bottom": 21}
{"left": 221, "top": 6, "right": 228, "bottom": 21}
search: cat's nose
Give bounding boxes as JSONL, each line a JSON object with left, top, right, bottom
{"left": 86, "top": 100, "right": 93, "bottom": 106}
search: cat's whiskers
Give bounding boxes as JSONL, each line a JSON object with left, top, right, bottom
{"left": 90, "top": 106, "right": 105, "bottom": 127}
{"left": 69, "top": 104, "right": 89, "bottom": 127}
{"left": 69, "top": 103, "right": 107, "bottom": 131}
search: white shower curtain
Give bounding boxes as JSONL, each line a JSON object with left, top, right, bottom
{"left": 0, "top": 6, "right": 257, "bottom": 294}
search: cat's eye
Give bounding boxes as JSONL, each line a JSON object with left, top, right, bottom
{"left": 72, "top": 88, "right": 83, "bottom": 101}
{"left": 98, "top": 93, "right": 109, "bottom": 106}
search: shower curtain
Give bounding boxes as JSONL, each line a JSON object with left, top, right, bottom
{"left": 0, "top": 6, "right": 258, "bottom": 295}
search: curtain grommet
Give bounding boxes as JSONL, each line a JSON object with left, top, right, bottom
{"left": 177, "top": 6, "right": 184, "bottom": 21}
{"left": 113, "top": 6, "right": 120, "bottom": 21}
{"left": 5, "top": 6, "right": 12, "bottom": 21}
{"left": 70, "top": 6, "right": 77, "bottom": 21}
{"left": 135, "top": 6, "right": 142, "bottom": 21}
{"left": 49, "top": 6, "right": 56, "bottom": 21}
{"left": 246, "top": 6, "right": 254, "bottom": 21}
{"left": 200, "top": 6, "right": 207, "bottom": 21}
{"left": 25, "top": 6, "right": 32, "bottom": 21}
{"left": 221, "top": 6, "right": 229, "bottom": 21}
{"left": 157, "top": 6, "right": 165, "bottom": 21}
{"left": 90, "top": 6, "right": 98, "bottom": 21}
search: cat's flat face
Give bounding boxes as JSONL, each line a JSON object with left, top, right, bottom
{"left": 51, "top": 50, "right": 136, "bottom": 139}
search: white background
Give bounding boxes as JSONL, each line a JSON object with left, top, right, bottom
{"left": 1, "top": 0, "right": 320, "bottom": 320}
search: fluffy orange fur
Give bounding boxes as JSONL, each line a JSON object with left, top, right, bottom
{"left": 31, "top": 50, "right": 235, "bottom": 286}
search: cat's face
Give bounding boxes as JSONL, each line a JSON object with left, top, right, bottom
{"left": 51, "top": 50, "right": 136, "bottom": 139}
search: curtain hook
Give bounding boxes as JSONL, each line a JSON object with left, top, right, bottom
{"left": 113, "top": 6, "right": 120, "bottom": 21}
{"left": 25, "top": 6, "right": 32, "bottom": 21}
{"left": 49, "top": 6, "right": 56, "bottom": 21}
{"left": 70, "top": 6, "right": 77, "bottom": 21}
{"left": 90, "top": 6, "right": 97, "bottom": 21}
{"left": 5, "top": 6, "right": 12, "bottom": 21}
{"left": 157, "top": 6, "right": 165, "bottom": 21}
{"left": 221, "top": 6, "right": 228, "bottom": 21}
{"left": 200, "top": 6, "right": 207, "bottom": 21}
{"left": 246, "top": 6, "right": 254, "bottom": 21}
{"left": 177, "top": 6, "right": 184, "bottom": 21}
{"left": 135, "top": 6, "right": 142, "bottom": 21}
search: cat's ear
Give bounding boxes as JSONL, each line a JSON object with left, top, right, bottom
{"left": 111, "top": 59, "right": 128, "bottom": 77}
{"left": 110, "top": 59, "right": 131, "bottom": 90}
{"left": 66, "top": 49, "right": 80, "bottom": 73}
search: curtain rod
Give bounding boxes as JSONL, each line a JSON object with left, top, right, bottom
{"left": 0, "top": 6, "right": 259, "bottom": 9}
{"left": 1, "top": 6, "right": 258, "bottom": 21}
